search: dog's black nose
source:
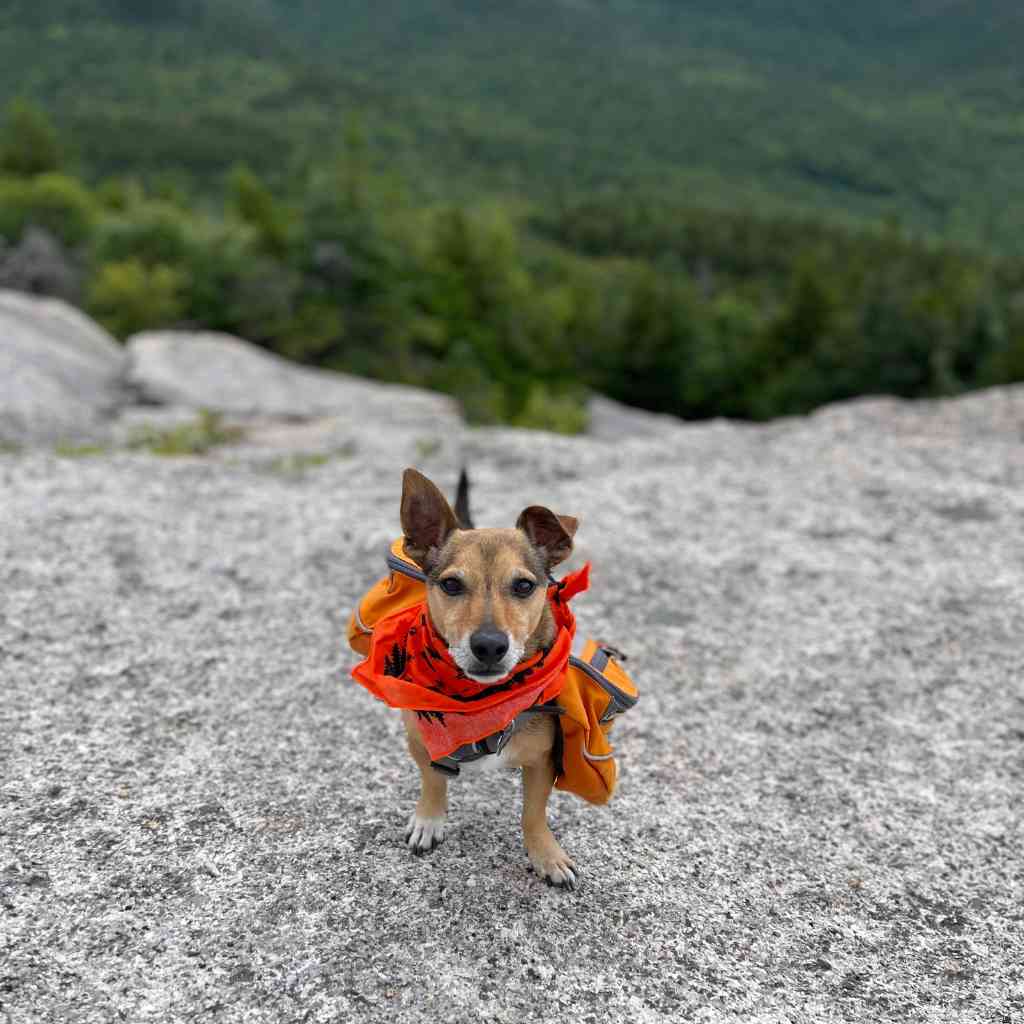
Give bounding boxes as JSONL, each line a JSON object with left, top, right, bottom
{"left": 470, "top": 627, "right": 509, "bottom": 667}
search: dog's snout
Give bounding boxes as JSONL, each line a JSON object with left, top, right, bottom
{"left": 469, "top": 627, "right": 509, "bottom": 667}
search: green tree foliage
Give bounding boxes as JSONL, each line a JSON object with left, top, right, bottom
{"left": 0, "top": 174, "right": 95, "bottom": 245}
{"left": 602, "top": 272, "right": 701, "bottom": 415}
{"left": 92, "top": 201, "right": 192, "bottom": 267}
{"left": 405, "top": 208, "right": 584, "bottom": 424}
{"left": 1, "top": 2, "right": 1023, "bottom": 249}
{"left": 1, "top": 128, "right": 1021, "bottom": 432}
{"left": 539, "top": 197, "right": 1024, "bottom": 419}
{"left": 228, "top": 165, "right": 289, "bottom": 257}
{"left": 0, "top": 100, "right": 62, "bottom": 178}
{"left": 87, "top": 259, "right": 187, "bottom": 338}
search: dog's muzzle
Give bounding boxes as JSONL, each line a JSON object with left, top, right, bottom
{"left": 468, "top": 627, "right": 510, "bottom": 674}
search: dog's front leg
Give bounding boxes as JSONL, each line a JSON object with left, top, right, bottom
{"left": 521, "top": 759, "right": 577, "bottom": 889}
{"left": 402, "top": 711, "right": 448, "bottom": 854}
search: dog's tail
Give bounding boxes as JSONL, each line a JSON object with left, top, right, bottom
{"left": 454, "top": 468, "right": 474, "bottom": 529}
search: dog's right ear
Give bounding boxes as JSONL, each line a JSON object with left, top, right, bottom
{"left": 400, "top": 468, "right": 460, "bottom": 569}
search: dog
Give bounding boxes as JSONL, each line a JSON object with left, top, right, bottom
{"left": 396, "top": 467, "right": 581, "bottom": 888}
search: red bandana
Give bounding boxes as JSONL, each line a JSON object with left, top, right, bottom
{"left": 351, "top": 564, "right": 591, "bottom": 759}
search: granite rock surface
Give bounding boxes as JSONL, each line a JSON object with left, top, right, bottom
{"left": 0, "top": 290, "right": 126, "bottom": 445}
{"left": 0, "top": 293, "right": 461, "bottom": 456}
{"left": 2, "top": 384, "right": 1023, "bottom": 1022}
{"left": 125, "top": 331, "right": 455, "bottom": 426}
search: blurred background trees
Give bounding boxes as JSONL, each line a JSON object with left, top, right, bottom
{"left": 1, "top": 0, "right": 1023, "bottom": 431}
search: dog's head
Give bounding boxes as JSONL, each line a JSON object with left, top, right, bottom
{"left": 400, "top": 468, "right": 577, "bottom": 682}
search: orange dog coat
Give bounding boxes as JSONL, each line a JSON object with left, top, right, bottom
{"left": 348, "top": 540, "right": 638, "bottom": 804}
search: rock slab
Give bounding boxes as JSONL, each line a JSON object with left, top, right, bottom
{"left": 2, "top": 386, "right": 1023, "bottom": 1023}
{"left": 0, "top": 294, "right": 462, "bottom": 451}
{"left": 126, "top": 330, "right": 456, "bottom": 426}
{"left": 0, "top": 289, "right": 126, "bottom": 444}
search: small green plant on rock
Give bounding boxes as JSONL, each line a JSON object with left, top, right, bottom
{"left": 55, "top": 443, "right": 107, "bottom": 457}
{"left": 261, "top": 443, "right": 358, "bottom": 477}
{"left": 129, "top": 411, "right": 243, "bottom": 456}
{"left": 415, "top": 437, "right": 442, "bottom": 460}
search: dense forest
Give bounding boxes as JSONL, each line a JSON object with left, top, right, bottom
{"left": 2, "top": 1, "right": 1024, "bottom": 247}
{"left": 1, "top": 2, "right": 1023, "bottom": 430}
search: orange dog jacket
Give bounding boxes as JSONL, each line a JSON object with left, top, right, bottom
{"left": 348, "top": 540, "right": 638, "bottom": 804}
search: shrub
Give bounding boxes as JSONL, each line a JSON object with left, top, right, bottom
{"left": 511, "top": 383, "right": 589, "bottom": 434}
{"left": 0, "top": 99, "right": 62, "bottom": 178}
{"left": 592, "top": 269, "right": 700, "bottom": 415}
{"left": 94, "top": 177, "right": 146, "bottom": 212}
{"left": 92, "top": 200, "right": 192, "bottom": 267}
{"left": 228, "top": 165, "right": 289, "bottom": 257}
{"left": 0, "top": 173, "right": 95, "bottom": 246}
{"left": 683, "top": 294, "right": 764, "bottom": 418}
{"left": 87, "top": 259, "right": 187, "bottom": 338}
{"left": 978, "top": 321, "right": 1024, "bottom": 386}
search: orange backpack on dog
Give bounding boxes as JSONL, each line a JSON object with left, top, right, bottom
{"left": 347, "top": 539, "right": 426, "bottom": 658}
{"left": 347, "top": 540, "right": 638, "bottom": 804}
{"left": 557, "top": 640, "right": 638, "bottom": 805}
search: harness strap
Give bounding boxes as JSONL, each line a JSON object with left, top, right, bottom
{"left": 429, "top": 704, "right": 565, "bottom": 776}
{"left": 568, "top": 651, "right": 638, "bottom": 721}
{"left": 387, "top": 550, "right": 426, "bottom": 581}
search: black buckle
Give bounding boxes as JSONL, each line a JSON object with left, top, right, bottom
{"left": 429, "top": 719, "right": 519, "bottom": 776}
{"left": 490, "top": 719, "right": 517, "bottom": 755}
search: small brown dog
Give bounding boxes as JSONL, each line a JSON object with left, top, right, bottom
{"left": 398, "top": 468, "right": 581, "bottom": 887}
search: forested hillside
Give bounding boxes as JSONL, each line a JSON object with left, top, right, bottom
{"left": 2, "top": 1, "right": 1023, "bottom": 248}
{"left": 1, "top": 2, "right": 1023, "bottom": 429}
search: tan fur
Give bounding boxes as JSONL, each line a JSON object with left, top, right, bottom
{"left": 398, "top": 469, "right": 579, "bottom": 887}
{"left": 426, "top": 528, "right": 553, "bottom": 658}
{"left": 402, "top": 709, "right": 577, "bottom": 885}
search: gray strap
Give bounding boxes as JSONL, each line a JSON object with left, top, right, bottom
{"left": 386, "top": 551, "right": 426, "bottom": 581}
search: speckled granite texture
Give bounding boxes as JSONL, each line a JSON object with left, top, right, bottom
{"left": 2, "top": 387, "right": 1023, "bottom": 1023}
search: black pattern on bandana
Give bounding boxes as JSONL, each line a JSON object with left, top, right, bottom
{"left": 383, "top": 643, "right": 408, "bottom": 678}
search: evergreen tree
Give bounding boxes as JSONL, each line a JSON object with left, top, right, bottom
{"left": 0, "top": 100, "right": 62, "bottom": 178}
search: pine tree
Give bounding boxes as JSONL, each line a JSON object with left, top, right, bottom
{"left": 0, "top": 100, "right": 62, "bottom": 178}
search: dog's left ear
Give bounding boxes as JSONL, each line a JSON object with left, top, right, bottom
{"left": 516, "top": 506, "right": 578, "bottom": 569}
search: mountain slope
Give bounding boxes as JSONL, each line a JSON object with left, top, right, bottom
{"left": 1, "top": 1, "right": 1023, "bottom": 248}
{"left": 275, "top": 0, "right": 1024, "bottom": 243}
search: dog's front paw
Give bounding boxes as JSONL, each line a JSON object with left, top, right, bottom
{"left": 526, "top": 836, "right": 578, "bottom": 890}
{"left": 405, "top": 813, "right": 446, "bottom": 855}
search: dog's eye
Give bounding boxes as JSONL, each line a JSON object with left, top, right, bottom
{"left": 438, "top": 577, "right": 464, "bottom": 596}
{"left": 511, "top": 578, "right": 536, "bottom": 598}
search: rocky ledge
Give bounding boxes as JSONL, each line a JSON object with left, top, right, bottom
{"left": 0, "top": 290, "right": 461, "bottom": 455}
{"left": 2, "top": 291, "right": 1023, "bottom": 1023}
